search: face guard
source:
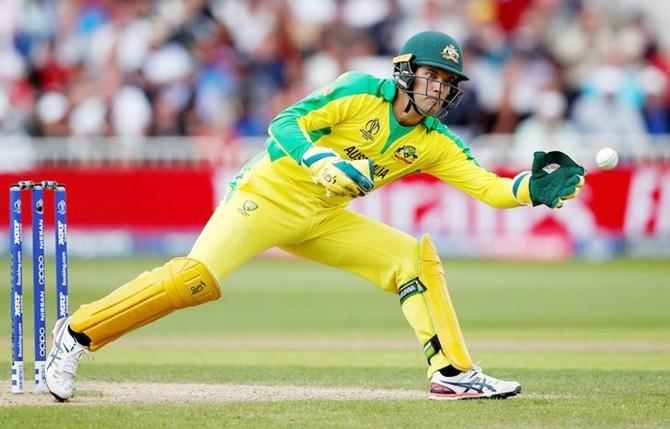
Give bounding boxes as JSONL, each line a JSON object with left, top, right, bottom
{"left": 393, "top": 54, "right": 465, "bottom": 120}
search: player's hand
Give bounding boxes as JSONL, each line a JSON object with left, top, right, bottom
{"left": 513, "top": 151, "right": 586, "bottom": 209}
{"left": 301, "top": 147, "right": 374, "bottom": 198}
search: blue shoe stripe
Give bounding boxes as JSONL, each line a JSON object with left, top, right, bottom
{"left": 447, "top": 379, "right": 496, "bottom": 393}
{"left": 46, "top": 317, "right": 71, "bottom": 370}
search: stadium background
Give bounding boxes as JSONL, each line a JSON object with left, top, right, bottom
{"left": 1, "top": 2, "right": 669, "bottom": 425}
{"left": 0, "top": 0, "right": 669, "bottom": 260}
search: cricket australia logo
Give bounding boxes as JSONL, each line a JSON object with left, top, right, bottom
{"left": 360, "top": 118, "right": 380, "bottom": 141}
{"left": 442, "top": 44, "right": 459, "bottom": 64}
{"left": 238, "top": 200, "right": 258, "bottom": 217}
{"left": 393, "top": 145, "right": 419, "bottom": 165}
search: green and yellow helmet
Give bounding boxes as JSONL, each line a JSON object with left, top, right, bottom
{"left": 396, "top": 31, "right": 468, "bottom": 81}
{"left": 393, "top": 31, "right": 468, "bottom": 118}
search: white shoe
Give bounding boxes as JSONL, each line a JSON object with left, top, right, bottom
{"left": 45, "top": 317, "right": 88, "bottom": 401}
{"left": 429, "top": 366, "right": 522, "bottom": 400}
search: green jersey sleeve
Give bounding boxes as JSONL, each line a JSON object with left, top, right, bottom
{"left": 267, "top": 72, "right": 382, "bottom": 164}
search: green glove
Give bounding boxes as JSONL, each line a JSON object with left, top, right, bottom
{"left": 513, "top": 151, "right": 586, "bottom": 209}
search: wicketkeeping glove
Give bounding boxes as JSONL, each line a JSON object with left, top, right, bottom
{"left": 301, "top": 147, "right": 374, "bottom": 198}
{"left": 513, "top": 151, "right": 586, "bottom": 209}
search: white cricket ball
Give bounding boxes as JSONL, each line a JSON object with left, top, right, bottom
{"left": 596, "top": 147, "right": 619, "bottom": 170}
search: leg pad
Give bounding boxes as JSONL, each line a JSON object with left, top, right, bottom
{"left": 418, "top": 234, "right": 473, "bottom": 371}
{"left": 70, "top": 257, "right": 221, "bottom": 351}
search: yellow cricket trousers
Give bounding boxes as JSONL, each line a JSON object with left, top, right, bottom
{"left": 188, "top": 155, "right": 453, "bottom": 375}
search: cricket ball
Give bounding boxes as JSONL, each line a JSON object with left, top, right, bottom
{"left": 596, "top": 147, "right": 619, "bottom": 170}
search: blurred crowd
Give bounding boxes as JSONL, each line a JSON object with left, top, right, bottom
{"left": 0, "top": 0, "right": 669, "bottom": 150}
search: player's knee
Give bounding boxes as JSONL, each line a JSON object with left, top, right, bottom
{"left": 166, "top": 257, "right": 222, "bottom": 306}
{"left": 380, "top": 237, "right": 421, "bottom": 294}
{"left": 391, "top": 234, "right": 443, "bottom": 295}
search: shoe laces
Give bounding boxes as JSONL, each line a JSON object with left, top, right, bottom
{"left": 60, "top": 347, "right": 91, "bottom": 375}
{"left": 466, "top": 363, "right": 502, "bottom": 386}
{"left": 467, "top": 361, "right": 484, "bottom": 377}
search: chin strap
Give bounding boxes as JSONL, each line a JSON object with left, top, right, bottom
{"left": 404, "top": 92, "right": 426, "bottom": 116}
{"left": 403, "top": 98, "right": 413, "bottom": 113}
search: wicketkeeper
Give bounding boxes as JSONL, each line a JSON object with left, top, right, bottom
{"left": 45, "top": 31, "right": 585, "bottom": 401}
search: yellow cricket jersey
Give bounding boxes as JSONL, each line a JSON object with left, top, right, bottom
{"left": 233, "top": 71, "right": 521, "bottom": 209}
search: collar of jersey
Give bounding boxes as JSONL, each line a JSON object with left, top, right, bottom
{"left": 381, "top": 79, "right": 440, "bottom": 133}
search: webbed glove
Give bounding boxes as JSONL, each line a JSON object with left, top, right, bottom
{"left": 513, "top": 151, "right": 586, "bottom": 209}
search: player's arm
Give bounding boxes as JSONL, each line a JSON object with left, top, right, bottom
{"left": 428, "top": 140, "right": 520, "bottom": 208}
{"left": 429, "top": 140, "right": 585, "bottom": 209}
{"left": 267, "top": 72, "right": 363, "bottom": 163}
{"left": 267, "top": 72, "right": 376, "bottom": 197}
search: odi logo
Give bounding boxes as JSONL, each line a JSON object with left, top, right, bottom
{"left": 360, "top": 118, "right": 380, "bottom": 141}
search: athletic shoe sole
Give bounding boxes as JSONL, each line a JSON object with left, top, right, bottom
{"left": 429, "top": 385, "right": 522, "bottom": 401}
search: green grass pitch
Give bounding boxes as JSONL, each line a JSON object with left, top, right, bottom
{"left": 1, "top": 257, "right": 669, "bottom": 428}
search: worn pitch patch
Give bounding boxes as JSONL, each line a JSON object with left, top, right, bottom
{"left": 0, "top": 381, "right": 427, "bottom": 406}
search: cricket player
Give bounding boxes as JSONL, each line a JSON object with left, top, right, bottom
{"left": 45, "top": 31, "right": 585, "bottom": 401}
